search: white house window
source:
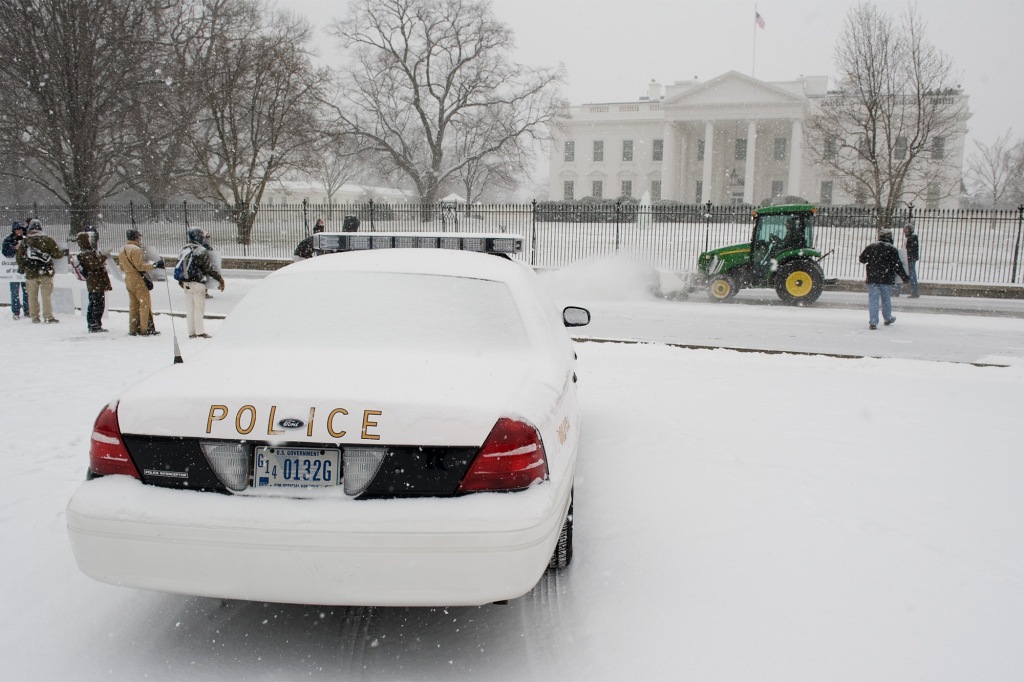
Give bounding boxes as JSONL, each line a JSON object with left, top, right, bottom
{"left": 592, "top": 180, "right": 603, "bottom": 198}
{"left": 697, "top": 139, "right": 705, "bottom": 161}
{"left": 824, "top": 135, "right": 838, "bottom": 161}
{"left": 622, "top": 140, "right": 634, "bottom": 162}
{"left": 774, "top": 137, "right": 787, "bottom": 160}
{"left": 563, "top": 180, "right": 574, "bottom": 201}
{"left": 621, "top": 180, "right": 632, "bottom": 198}
{"left": 894, "top": 136, "right": 907, "bottom": 160}
{"left": 735, "top": 138, "right": 747, "bottom": 161}
{"left": 564, "top": 141, "right": 575, "bottom": 162}
{"left": 695, "top": 180, "right": 703, "bottom": 202}
{"left": 593, "top": 140, "right": 604, "bottom": 162}
{"left": 651, "top": 180, "right": 662, "bottom": 201}
{"left": 932, "top": 137, "right": 945, "bottom": 160}
{"left": 652, "top": 139, "right": 663, "bottom": 161}
{"left": 820, "top": 180, "right": 833, "bottom": 205}
{"left": 771, "top": 180, "right": 784, "bottom": 197}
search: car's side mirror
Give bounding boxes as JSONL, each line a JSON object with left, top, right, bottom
{"left": 563, "top": 306, "right": 590, "bottom": 328}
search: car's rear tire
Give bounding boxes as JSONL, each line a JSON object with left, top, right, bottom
{"left": 707, "top": 274, "right": 739, "bottom": 301}
{"left": 775, "top": 260, "right": 824, "bottom": 305}
{"left": 548, "top": 492, "right": 573, "bottom": 570}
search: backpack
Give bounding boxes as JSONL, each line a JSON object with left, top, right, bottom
{"left": 173, "top": 244, "right": 203, "bottom": 282}
{"left": 24, "top": 244, "right": 54, "bottom": 274}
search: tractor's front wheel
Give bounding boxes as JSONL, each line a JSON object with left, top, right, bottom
{"left": 775, "top": 260, "right": 824, "bottom": 305}
{"left": 707, "top": 274, "right": 739, "bottom": 302}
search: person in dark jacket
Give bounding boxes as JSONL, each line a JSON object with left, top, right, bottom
{"left": 859, "top": 228, "right": 911, "bottom": 330}
{"left": 75, "top": 229, "right": 112, "bottom": 333}
{"left": 15, "top": 219, "right": 65, "bottom": 323}
{"left": 904, "top": 223, "right": 920, "bottom": 297}
{"left": 176, "top": 227, "right": 225, "bottom": 338}
{"left": 2, "top": 222, "right": 29, "bottom": 319}
{"left": 293, "top": 217, "right": 325, "bottom": 260}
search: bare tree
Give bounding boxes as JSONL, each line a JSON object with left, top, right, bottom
{"left": 965, "top": 130, "right": 1024, "bottom": 209}
{"left": 115, "top": 5, "right": 207, "bottom": 213}
{"left": 449, "top": 105, "right": 527, "bottom": 203}
{"left": 327, "top": 0, "right": 565, "bottom": 207}
{"left": 805, "top": 3, "right": 967, "bottom": 223}
{"left": 179, "top": 0, "right": 329, "bottom": 244}
{"left": 0, "top": 0, "right": 160, "bottom": 233}
{"left": 302, "top": 137, "right": 371, "bottom": 204}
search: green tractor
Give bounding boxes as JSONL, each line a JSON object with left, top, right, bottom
{"left": 695, "top": 204, "right": 833, "bottom": 305}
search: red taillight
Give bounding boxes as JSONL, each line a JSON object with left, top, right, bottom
{"left": 458, "top": 418, "right": 548, "bottom": 493}
{"left": 89, "top": 401, "right": 140, "bottom": 478}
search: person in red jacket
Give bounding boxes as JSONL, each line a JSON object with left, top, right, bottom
{"left": 859, "top": 228, "right": 911, "bottom": 330}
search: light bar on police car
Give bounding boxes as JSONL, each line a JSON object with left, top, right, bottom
{"left": 313, "top": 232, "right": 523, "bottom": 256}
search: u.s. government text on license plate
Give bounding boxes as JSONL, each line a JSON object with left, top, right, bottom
{"left": 254, "top": 447, "right": 340, "bottom": 487}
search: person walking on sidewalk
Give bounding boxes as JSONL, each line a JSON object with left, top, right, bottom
{"left": 904, "top": 223, "right": 921, "bottom": 297}
{"left": 75, "top": 229, "right": 112, "bottom": 333}
{"left": 15, "top": 219, "right": 65, "bottom": 323}
{"left": 117, "top": 229, "right": 163, "bottom": 336}
{"left": 859, "top": 228, "right": 911, "bottom": 330}
{"left": 174, "top": 227, "right": 225, "bottom": 339}
{"left": 2, "top": 222, "right": 29, "bottom": 319}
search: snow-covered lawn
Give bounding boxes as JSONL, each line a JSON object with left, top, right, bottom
{"left": 2, "top": 266, "right": 1023, "bottom": 680}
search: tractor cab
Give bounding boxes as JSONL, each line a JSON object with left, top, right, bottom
{"left": 751, "top": 207, "right": 814, "bottom": 270}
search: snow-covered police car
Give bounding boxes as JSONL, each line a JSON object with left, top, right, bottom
{"left": 66, "top": 233, "right": 590, "bottom": 607}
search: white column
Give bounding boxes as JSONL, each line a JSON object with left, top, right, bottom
{"left": 663, "top": 123, "right": 679, "bottom": 201}
{"left": 788, "top": 119, "right": 803, "bottom": 197}
{"left": 743, "top": 120, "right": 758, "bottom": 205}
{"left": 701, "top": 121, "right": 715, "bottom": 204}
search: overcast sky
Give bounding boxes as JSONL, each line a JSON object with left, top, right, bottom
{"left": 290, "top": 0, "right": 1023, "bottom": 153}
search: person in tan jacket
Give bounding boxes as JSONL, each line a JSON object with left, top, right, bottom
{"left": 117, "top": 229, "right": 163, "bottom": 336}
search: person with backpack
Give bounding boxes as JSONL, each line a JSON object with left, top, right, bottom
{"left": 118, "top": 228, "right": 163, "bottom": 336}
{"left": 15, "top": 219, "right": 65, "bottom": 323}
{"left": 75, "top": 228, "right": 112, "bottom": 333}
{"left": 2, "top": 222, "right": 29, "bottom": 320}
{"left": 174, "top": 227, "right": 225, "bottom": 339}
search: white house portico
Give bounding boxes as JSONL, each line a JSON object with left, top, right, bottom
{"left": 547, "top": 71, "right": 965, "bottom": 209}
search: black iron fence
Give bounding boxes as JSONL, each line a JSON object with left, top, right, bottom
{"left": 4, "top": 201, "right": 1024, "bottom": 286}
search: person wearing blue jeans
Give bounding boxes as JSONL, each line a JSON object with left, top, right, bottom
{"left": 859, "top": 228, "right": 911, "bottom": 330}
{"left": 903, "top": 223, "right": 920, "bottom": 297}
{"left": 2, "top": 222, "right": 29, "bottom": 319}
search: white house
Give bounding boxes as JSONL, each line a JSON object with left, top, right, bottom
{"left": 547, "top": 71, "right": 968, "bottom": 209}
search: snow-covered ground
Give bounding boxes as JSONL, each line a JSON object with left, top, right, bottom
{"left": 2, "top": 256, "right": 1024, "bottom": 681}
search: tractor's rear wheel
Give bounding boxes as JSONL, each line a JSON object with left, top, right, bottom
{"left": 707, "top": 274, "right": 739, "bottom": 302}
{"left": 775, "top": 260, "right": 824, "bottom": 305}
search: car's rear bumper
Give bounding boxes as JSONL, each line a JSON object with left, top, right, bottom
{"left": 66, "top": 475, "right": 569, "bottom": 606}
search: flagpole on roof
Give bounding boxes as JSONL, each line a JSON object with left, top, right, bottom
{"left": 752, "top": 4, "right": 758, "bottom": 77}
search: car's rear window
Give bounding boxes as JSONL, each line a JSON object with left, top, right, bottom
{"left": 221, "top": 271, "right": 531, "bottom": 351}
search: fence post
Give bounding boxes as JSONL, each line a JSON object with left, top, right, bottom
{"left": 369, "top": 200, "right": 375, "bottom": 231}
{"left": 615, "top": 199, "right": 622, "bottom": 251}
{"left": 704, "top": 200, "right": 713, "bottom": 253}
{"left": 1012, "top": 205, "right": 1024, "bottom": 284}
{"left": 530, "top": 199, "right": 538, "bottom": 266}
{"left": 302, "top": 198, "right": 309, "bottom": 237}
{"left": 129, "top": 201, "right": 136, "bottom": 228}
{"left": 183, "top": 200, "right": 190, "bottom": 229}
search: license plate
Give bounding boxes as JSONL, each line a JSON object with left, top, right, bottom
{"left": 254, "top": 447, "right": 340, "bottom": 488}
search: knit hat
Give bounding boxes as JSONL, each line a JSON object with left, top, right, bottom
{"left": 878, "top": 228, "right": 893, "bottom": 243}
{"left": 27, "top": 219, "right": 42, "bottom": 234}
{"left": 126, "top": 228, "right": 142, "bottom": 241}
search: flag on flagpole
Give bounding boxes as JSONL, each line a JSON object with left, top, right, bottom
{"left": 755, "top": 11, "right": 765, "bottom": 29}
